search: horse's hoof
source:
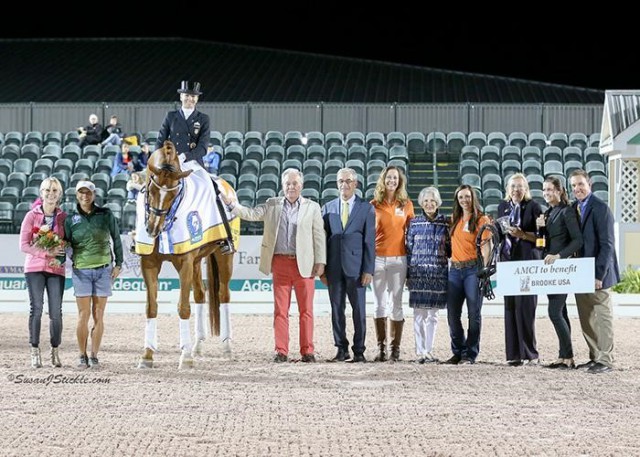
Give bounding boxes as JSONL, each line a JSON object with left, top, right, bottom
{"left": 137, "top": 358, "right": 154, "bottom": 369}
{"left": 222, "top": 339, "right": 232, "bottom": 359}
{"left": 191, "top": 339, "right": 204, "bottom": 358}
{"left": 178, "top": 351, "right": 194, "bottom": 370}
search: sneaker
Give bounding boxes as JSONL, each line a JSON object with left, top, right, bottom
{"left": 30, "top": 347, "right": 42, "bottom": 369}
{"left": 88, "top": 356, "right": 99, "bottom": 368}
{"left": 78, "top": 354, "right": 89, "bottom": 368}
{"left": 458, "top": 357, "right": 475, "bottom": 365}
{"left": 423, "top": 352, "right": 438, "bottom": 363}
{"left": 301, "top": 354, "right": 316, "bottom": 363}
{"left": 273, "top": 353, "right": 288, "bottom": 363}
{"left": 50, "top": 347, "right": 62, "bottom": 368}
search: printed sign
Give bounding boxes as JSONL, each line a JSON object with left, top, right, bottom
{"left": 496, "top": 258, "right": 595, "bottom": 296}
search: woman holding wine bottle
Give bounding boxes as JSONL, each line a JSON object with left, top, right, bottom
{"left": 497, "top": 173, "right": 543, "bottom": 366}
{"left": 537, "top": 176, "right": 583, "bottom": 369}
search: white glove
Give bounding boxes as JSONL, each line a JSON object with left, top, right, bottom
{"left": 178, "top": 153, "right": 186, "bottom": 164}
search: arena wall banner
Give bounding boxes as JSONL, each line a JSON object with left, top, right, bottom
{"left": 496, "top": 257, "right": 595, "bottom": 296}
{"left": 0, "top": 234, "right": 298, "bottom": 292}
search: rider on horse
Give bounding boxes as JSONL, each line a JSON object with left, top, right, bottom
{"left": 155, "top": 80, "right": 234, "bottom": 254}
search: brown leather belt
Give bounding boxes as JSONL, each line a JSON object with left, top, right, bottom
{"left": 274, "top": 254, "right": 296, "bottom": 259}
{"left": 451, "top": 259, "right": 477, "bottom": 269}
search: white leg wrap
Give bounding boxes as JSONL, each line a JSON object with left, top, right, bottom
{"left": 219, "top": 303, "right": 232, "bottom": 342}
{"left": 145, "top": 318, "right": 158, "bottom": 351}
{"left": 425, "top": 309, "right": 439, "bottom": 354}
{"left": 179, "top": 318, "right": 192, "bottom": 352}
{"left": 194, "top": 303, "right": 207, "bottom": 341}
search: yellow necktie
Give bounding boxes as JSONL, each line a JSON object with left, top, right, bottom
{"left": 341, "top": 201, "right": 349, "bottom": 228}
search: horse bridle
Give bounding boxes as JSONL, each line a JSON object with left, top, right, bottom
{"left": 476, "top": 221, "right": 502, "bottom": 300}
{"left": 144, "top": 173, "right": 185, "bottom": 233}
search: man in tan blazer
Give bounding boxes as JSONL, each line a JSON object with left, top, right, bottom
{"left": 222, "top": 168, "right": 326, "bottom": 362}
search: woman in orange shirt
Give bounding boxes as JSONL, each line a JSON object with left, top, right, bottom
{"left": 370, "top": 166, "right": 415, "bottom": 361}
{"left": 443, "top": 184, "right": 491, "bottom": 365}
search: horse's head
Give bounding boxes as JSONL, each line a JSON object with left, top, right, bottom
{"left": 145, "top": 141, "right": 192, "bottom": 238}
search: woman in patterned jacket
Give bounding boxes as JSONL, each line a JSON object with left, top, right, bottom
{"left": 406, "top": 187, "right": 451, "bottom": 363}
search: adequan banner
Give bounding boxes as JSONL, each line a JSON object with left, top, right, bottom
{"left": 496, "top": 258, "right": 595, "bottom": 296}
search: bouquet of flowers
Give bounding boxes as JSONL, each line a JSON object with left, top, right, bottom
{"left": 32, "top": 225, "right": 66, "bottom": 267}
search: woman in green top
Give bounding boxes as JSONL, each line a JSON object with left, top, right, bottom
{"left": 65, "top": 180, "right": 123, "bottom": 369}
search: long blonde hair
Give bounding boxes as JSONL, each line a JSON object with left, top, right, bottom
{"left": 371, "top": 166, "right": 410, "bottom": 207}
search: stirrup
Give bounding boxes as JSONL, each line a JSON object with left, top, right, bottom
{"left": 217, "top": 239, "right": 236, "bottom": 255}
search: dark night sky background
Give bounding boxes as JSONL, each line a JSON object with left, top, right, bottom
{"left": 4, "top": 6, "right": 636, "bottom": 91}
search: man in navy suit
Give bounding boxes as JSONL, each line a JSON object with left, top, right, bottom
{"left": 570, "top": 169, "right": 620, "bottom": 374}
{"left": 321, "top": 168, "right": 376, "bottom": 362}
{"left": 156, "top": 80, "right": 210, "bottom": 166}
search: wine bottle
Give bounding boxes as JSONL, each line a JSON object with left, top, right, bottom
{"left": 536, "top": 216, "right": 547, "bottom": 249}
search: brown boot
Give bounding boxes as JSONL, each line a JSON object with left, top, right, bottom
{"left": 373, "top": 317, "right": 387, "bottom": 362}
{"left": 389, "top": 319, "right": 404, "bottom": 361}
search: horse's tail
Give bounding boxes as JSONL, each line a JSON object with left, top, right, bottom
{"left": 206, "top": 252, "right": 221, "bottom": 336}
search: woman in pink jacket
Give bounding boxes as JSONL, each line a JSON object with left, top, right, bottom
{"left": 20, "top": 177, "right": 67, "bottom": 368}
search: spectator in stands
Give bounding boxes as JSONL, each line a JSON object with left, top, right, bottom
{"left": 498, "top": 173, "right": 543, "bottom": 367}
{"left": 203, "top": 146, "right": 221, "bottom": 175}
{"left": 569, "top": 169, "right": 619, "bottom": 374}
{"left": 132, "top": 142, "right": 151, "bottom": 172}
{"left": 78, "top": 114, "right": 103, "bottom": 148}
{"left": 101, "top": 115, "right": 124, "bottom": 147}
{"left": 111, "top": 140, "right": 135, "bottom": 177}
{"left": 320, "top": 167, "right": 375, "bottom": 363}
{"left": 19, "top": 177, "right": 67, "bottom": 368}
{"left": 221, "top": 168, "right": 326, "bottom": 363}
{"left": 370, "top": 165, "right": 415, "bottom": 362}
{"left": 536, "top": 176, "right": 583, "bottom": 370}
{"left": 443, "top": 184, "right": 491, "bottom": 365}
{"left": 126, "top": 172, "right": 144, "bottom": 202}
{"left": 405, "top": 187, "right": 450, "bottom": 363}
{"left": 64, "top": 180, "right": 123, "bottom": 369}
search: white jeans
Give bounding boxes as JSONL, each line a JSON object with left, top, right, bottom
{"left": 413, "top": 308, "right": 439, "bottom": 356}
{"left": 372, "top": 255, "right": 407, "bottom": 321}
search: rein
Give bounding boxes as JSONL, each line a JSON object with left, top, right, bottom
{"left": 475, "top": 222, "right": 501, "bottom": 300}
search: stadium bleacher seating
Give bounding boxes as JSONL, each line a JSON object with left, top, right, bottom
{"left": 0, "top": 128, "right": 610, "bottom": 236}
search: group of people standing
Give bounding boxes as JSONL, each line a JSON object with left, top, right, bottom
{"left": 21, "top": 178, "right": 123, "bottom": 369}
{"left": 489, "top": 171, "right": 618, "bottom": 373}
{"left": 225, "top": 164, "right": 619, "bottom": 372}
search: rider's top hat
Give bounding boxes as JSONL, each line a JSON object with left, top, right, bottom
{"left": 177, "top": 81, "right": 202, "bottom": 96}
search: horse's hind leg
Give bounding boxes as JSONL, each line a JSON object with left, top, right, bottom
{"left": 215, "top": 248, "right": 234, "bottom": 357}
{"left": 192, "top": 259, "right": 207, "bottom": 357}
{"left": 175, "top": 256, "right": 195, "bottom": 369}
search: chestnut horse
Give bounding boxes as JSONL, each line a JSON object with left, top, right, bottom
{"left": 136, "top": 141, "right": 238, "bottom": 369}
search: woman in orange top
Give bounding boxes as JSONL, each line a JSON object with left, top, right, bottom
{"left": 370, "top": 166, "right": 414, "bottom": 361}
{"left": 443, "top": 184, "right": 491, "bottom": 365}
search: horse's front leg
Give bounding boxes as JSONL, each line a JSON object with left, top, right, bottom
{"left": 138, "top": 255, "right": 161, "bottom": 368}
{"left": 174, "top": 256, "right": 195, "bottom": 369}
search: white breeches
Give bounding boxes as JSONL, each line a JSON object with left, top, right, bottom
{"left": 372, "top": 255, "right": 407, "bottom": 320}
